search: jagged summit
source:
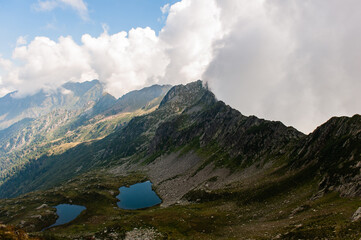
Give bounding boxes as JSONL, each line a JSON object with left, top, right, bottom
{"left": 62, "top": 79, "right": 101, "bottom": 96}
{"left": 159, "top": 80, "right": 208, "bottom": 111}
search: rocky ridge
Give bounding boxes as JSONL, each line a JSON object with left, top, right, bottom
{"left": 0, "top": 80, "right": 360, "bottom": 239}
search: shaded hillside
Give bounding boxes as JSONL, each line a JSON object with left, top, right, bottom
{"left": 150, "top": 90, "right": 303, "bottom": 169}
{"left": 289, "top": 114, "right": 361, "bottom": 197}
{"left": 0, "top": 81, "right": 304, "bottom": 198}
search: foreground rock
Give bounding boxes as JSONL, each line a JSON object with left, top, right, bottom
{"left": 125, "top": 227, "right": 162, "bottom": 240}
{"left": 351, "top": 207, "right": 361, "bottom": 221}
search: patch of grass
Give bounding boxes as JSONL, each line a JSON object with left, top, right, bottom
{"left": 1, "top": 166, "right": 360, "bottom": 240}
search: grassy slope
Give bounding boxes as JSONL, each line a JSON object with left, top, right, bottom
{"left": 0, "top": 155, "right": 360, "bottom": 240}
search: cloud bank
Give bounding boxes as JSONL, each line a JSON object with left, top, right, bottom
{"left": 1, "top": 0, "right": 361, "bottom": 133}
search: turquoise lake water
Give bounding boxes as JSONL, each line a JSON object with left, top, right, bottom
{"left": 116, "top": 181, "right": 162, "bottom": 210}
{"left": 43, "top": 204, "right": 86, "bottom": 230}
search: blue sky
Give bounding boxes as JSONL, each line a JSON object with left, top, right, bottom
{"left": 0, "top": 0, "right": 179, "bottom": 58}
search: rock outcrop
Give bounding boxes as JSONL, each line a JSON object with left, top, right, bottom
{"left": 351, "top": 207, "right": 361, "bottom": 221}
{"left": 290, "top": 114, "right": 361, "bottom": 197}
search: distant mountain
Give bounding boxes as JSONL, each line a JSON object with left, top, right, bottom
{"left": 48, "top": 84, "right": 172, "bottom": 139}
{"left": 0, "top": 81, "right": 172, "bottom": 186}
{"left": 0, "top": 80, "right": 103, "bottom": 130}
{"left": 103, "top": 84, "right": 172, "bottom": 115}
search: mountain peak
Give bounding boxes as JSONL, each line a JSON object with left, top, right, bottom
{"left": 62, "top": 79, "right": 102, "bottom": 97}
{"left": 159, "top": 80, "right": 209, "bottom": 112}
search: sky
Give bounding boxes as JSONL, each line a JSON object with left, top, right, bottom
{"left": 0, "top": 0, "right": 360, "bottom": 134}
{"left": 0, "top": 0, "right": 177, "bottom": 57}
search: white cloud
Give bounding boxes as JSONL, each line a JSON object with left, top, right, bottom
{"left": 60, "top": 87, "right": 73, "bottom": 95}
{"left": 158, "top": 0, "right": 223, "bottom": 85}
{"left": 2, "top": 36, "right": 97, "bottom": 97}
{"left": 0, "top": 0, "right": 219, "bottom": 98}
{"left": 35, "top": 0, "right": 88, "bottom": 20}
{"left": 160, "top": 3, "right": 170, "bottom": 14}
{"left": 0, "top": 57, "right": 13, "bottom": 71}
{"left": 81, "top": 27, "right": 169, "bottom": 97}
{"left": 16, "top": 36, "right": 27, "bottom": 46}
{"left": 204, "top": 0, "right": 361, "bottom": 133}
{"left": 35, "top": 0, "right": 58, "bottom": 11}
{"left": 0, "top": 27, "right": 168, "bottom": 98}
{"left": 1, "top": 0, "right": 361, "bottom": 133}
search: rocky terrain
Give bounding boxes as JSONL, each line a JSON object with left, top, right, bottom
{"left": 0, "top": 80, "right": 360, "bottom": 239}
{"left": 290, "top": 115, "right": 361, "bottom": 198}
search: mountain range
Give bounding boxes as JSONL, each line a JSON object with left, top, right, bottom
{"left": 0, "top": 80, "right": 360, "bottom": 239}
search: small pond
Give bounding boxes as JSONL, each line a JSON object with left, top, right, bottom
{"left": 43, "top": 204, "right": 86, "bottom": 231}
{"left": 116, "top": 181, "right": 162, "bottom": 210}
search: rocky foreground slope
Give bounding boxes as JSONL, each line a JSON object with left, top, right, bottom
{"left": 0, "top": 80, "right": 360, "bottom": 239}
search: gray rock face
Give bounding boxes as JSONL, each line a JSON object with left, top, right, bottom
{"left": 159, "top": 80, "right": 207, "bottom": 113}
{"left": 290, "top": 114, "right": 361, "bottom": 197}
{"left": 351, "top": 207, "right": 361, "bottom": 221}
{"left": 151, "top": 83, "right": 303, "bottom": 168}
